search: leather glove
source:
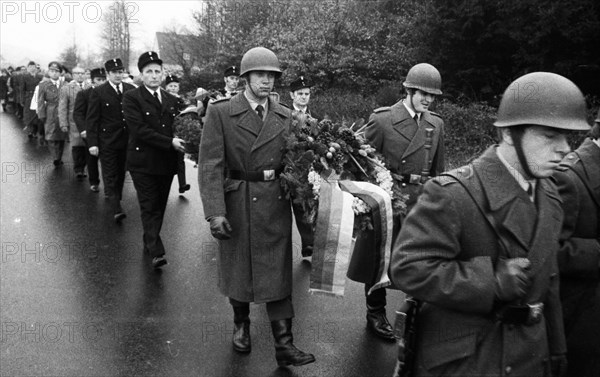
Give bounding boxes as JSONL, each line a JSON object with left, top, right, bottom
{"left": 550, "top": 354, "right": 567, "bottom": 377}
{"left": 209, "top": 216, "right": 232, "bottom": 240}
{"left": 494, "top": 257, "right": 531, "bottom": 302}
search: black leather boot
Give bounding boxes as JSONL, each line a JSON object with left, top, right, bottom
{"left": 366, "top": 288, "right": 394, "bottom": 341}
{"left": 232, "top": 306, "right": 251, "bottom": 353}
{"left": 270, "top": 319, "right": 315, "bottom": 367}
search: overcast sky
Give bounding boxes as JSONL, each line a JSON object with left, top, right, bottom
{"left": 0, "top": 0, "right": 203, "bottom": 69}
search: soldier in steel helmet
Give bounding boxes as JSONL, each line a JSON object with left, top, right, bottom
{"left": 351, "top": 63, "right": 446, "bottom": 342}
{"left": 198, "top": 47, "right": 315, "bottom": 367}
{"left": 390, "top": 72, "right": 590, "bottom": 377}
{"left": 552, "top": 110, "right": 600, "bottom": 377}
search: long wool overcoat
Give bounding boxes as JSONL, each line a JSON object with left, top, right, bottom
{"left": 38, "top": 79, "right": 67, "bottom": 141}
{"left": 199, "top": 93, "right": 293, "bottom": 303}
{"left": 391, "top": 146, "right": 566, "bottom": 377}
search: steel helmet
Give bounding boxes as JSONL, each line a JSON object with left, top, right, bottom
{"left": 403, "top": 63, "right": 442, "bottom": 95}
{"left": 240, "top": 47, "right": 282, "bottom": 77}
{"left": 494, "top": 72, "right": 589, "bottom": 131}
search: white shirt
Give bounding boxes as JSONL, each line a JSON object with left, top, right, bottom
{"left": 593, "top": 138, "right": 600, "bottom": 148}
{"left": 145, "top": 86, "right": 162, "bottom": 103}
{"left": 403, "top": 100, "right": 421, "bottom": 122}
{"left": 496, "top": 147, "right": 536, "bottom": 202}
{"left": 109, "top": 82, "right": 122, "bottom": 95}
{"left": 244, "top": 92, "right": 268, "bottom": 120}
{"left": 293, "top": 104, "right": 308, "bottom": 113}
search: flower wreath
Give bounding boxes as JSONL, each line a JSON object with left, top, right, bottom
{"left": 280, "top": 112, "right": 408, "bottom": 231}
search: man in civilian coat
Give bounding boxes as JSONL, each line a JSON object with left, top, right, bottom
{"left": 59, "top": 66, "right": 87, "bottom": 179}
{"left": 552, "top": 111, "right": 600, "bottom": 377}
{"left": 73, "top": 68, "right": 106, "bottom": 192}
{"left": 199, "top": 47, "right": 315, "bottom": 367}
{"left": 86, "top": 58, "right": 135, "bottom": 222}
{"left": 38, "top": 61, "right": 68, "bottom": 166}
{"left": 390, "top": 72, "right": 588, "bottom": 377}
{"left": 352, "top": 63, "right": 445, "bottom": 341}
{"left": 122, "top": 51, "right": 185, "bottom": 269}
{"left": 20, "top": 61, "right": 43, "bottom": 138}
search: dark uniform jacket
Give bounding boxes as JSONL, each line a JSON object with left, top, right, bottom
{"left": 86, "top": 81, "right": 135, "bottom": 150}
{"left": 391, "top": 146, "right": 566, "bottom": 377}
{"left": 73, "top": 87, "right": 93, "bottom": 134}
{"left": 122, "top": 86, "right": 179, "bottom": 175}
{"left": 552, "top": 138, "right": 600, "bottom": 377}
{"left": 198, "top": 93, "right": 293, "bottom": 303}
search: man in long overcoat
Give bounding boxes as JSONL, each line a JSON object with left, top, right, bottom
{"left": 59, "top": 66, "right": 87, "bottom": 178}
{"left": 552, "top": 112, "right": 600, "bottom": 377}
{"left": 38, "top": 61, "right": 67, "bottom": 166}
{"left": 86, "top": 58, "right": 135, "bottom": 221}
{"left": 390, "top": 72, "right": 588, "bottom": 377}
{"left": 20, "top": 61, "right": 42, "bottom": 138}
{"left": 199, "top": 47, "right": 314, "bottom": 367}
{"left": 353, "top": 63, "right": 445, "bottom": 341}
{"left": 123, "top": 51, "right": 185, "bottom": 269}
{"left": 73, "top": 68, "right": 106, "bottom": 192}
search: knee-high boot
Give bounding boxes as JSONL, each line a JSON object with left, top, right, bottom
{"left": 270, "top": 318, "right": 315, "bottom": 367}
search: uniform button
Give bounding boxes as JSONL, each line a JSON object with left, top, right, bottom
{"left": 567, "top": 155, "right": 574, "bottom": 159}
{"left": 146, "top": 112, "right": 150, "bottom": 115}
{"left": 102, "top": 128, "right": 106, "bottom": 131}
{"left": 402, "top": 183, "right": 406, "bottom": 187}
{"left": 135, "top": 147, "right": 139, "bottom": 151}
{"left": 277, "top": 195, "right": 281, "bottom": 200}
{"left": 505, "top": 366, "right": 512, "bottom": 374}
{"left": 252, "top": 197, "right": 257, "bottom": 202}
{"left": 401, "top": 160, "right": 406, "bottom": 163}
{"left": 162, "top": 125, "right": 165, "bottom": 127}
{"left": 122, "top": 119, "right": 125, "bottom": 121}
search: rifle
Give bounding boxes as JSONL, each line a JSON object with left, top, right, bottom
{"left": 392, "top": 297, "right": 422, "bottom": 377}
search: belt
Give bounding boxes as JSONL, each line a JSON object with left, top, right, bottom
{"left": 496, "top": 303, "right": 544, "bottom": 325}
{"left": 392, "top": 173, "right": 423, "bottom": 185}
{"left": 227, "top": 168, "right": 283, "bottom": 182}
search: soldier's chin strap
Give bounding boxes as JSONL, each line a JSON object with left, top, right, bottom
{"left": 509, "top": 125, "right": 537, "bottom": 179}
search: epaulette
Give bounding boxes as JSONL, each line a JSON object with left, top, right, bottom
{"left": 211, "top": 97, "right": 231, "bottom": 104}
{"left": 556, "top": 152, "right": 580, "bottom": 172}
{"left": 373, "top": 106, "right": 391, "bottom": 113}
{"left": 435, "top": 164, "right": 475, "bottom": 186}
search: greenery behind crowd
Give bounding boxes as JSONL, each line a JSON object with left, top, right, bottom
{"left": 174, "top": 0, "right": 599, "bottom": 167}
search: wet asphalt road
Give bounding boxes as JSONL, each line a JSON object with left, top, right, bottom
{"left": 0, "top": 111, "right": 401, "bottom": 377}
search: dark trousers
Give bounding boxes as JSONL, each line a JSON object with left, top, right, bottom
{"left": 229, "top": 296, "right": 294, "bottom": 321}
{"left": 292, "top": 203, "right": 314, "bottom": 249}
{"left": 83, "top": 140, "right": 100, "bottom": 185}
{"left": 72, "top": 146, "right": 87, "bottom": 174}
{"left": 176, "top": 152, "right": 187, "bottom": 188}
{"left": 130, "top": 172, "right": 173, "bottom": 258}
{"left": 365, "top": 286, "right": 387, "bottom": 311}
{"left": 100, "top": 147, "right": 127, "bottom": 214}
{"left": 48, "top": 140, "right": 65, "bottom": 162}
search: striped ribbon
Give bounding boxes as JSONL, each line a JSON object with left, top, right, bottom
{"left": 309, "top": 179, "right": 393, "bottom": 297}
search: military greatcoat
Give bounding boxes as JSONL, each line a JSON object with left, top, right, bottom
{"left": 552, "top": 138, "right": 600, "bottom": 377}
{"left": 38, "top": 79, "right": 67, "bottom": 141}
{"left": 199, "top": 93, "right": 293, "bottom": 304}
{"left": 391, "top": 146, "right": 566, "bottom": 377}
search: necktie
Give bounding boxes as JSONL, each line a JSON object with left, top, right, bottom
{"left": 154, "top": 91, "right": 161, "bottom": 104}
{"left": 256, "top": 105, "right": 264, "bottom": 120}
{"left": 526, "top": 183, "right": 534, "bottom": 202}
{"left": 413, "top": 114, "right": 419, "bottom": 126}
{"left": 116, "top": 85, "right": 122, "bottom": 100}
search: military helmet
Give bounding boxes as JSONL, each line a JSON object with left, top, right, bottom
{"left": 240, "top": 47, "right": 282, "bottom": 77}
{"left": 403, "top": 63, "right": 442, "bottom": 95}
{"left": 494, "top": 72, "right": 589, "bottom": 131}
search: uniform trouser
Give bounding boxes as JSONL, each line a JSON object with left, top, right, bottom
{"left": 71, "top": 146, "right": 87, "bottom": 174}
{"left": 130, "top": 171, "right": 173, "bottom": 258}
{"left": 229, "top": 296, "right": 294, "bottom": 321}
{"left": 176, "top": 152, "right": 187, "bottom": 188}
{"left": 48, "top": 140, "right": 65, "bottom": 162}
{"left": 292, "top": 203, "right": 314, "bottom": 249}
{"left": 100, "top": 147, "right": 127, "bottom": 214}
{"left": 84, "top": 140, "right": 100, "bottom": 186}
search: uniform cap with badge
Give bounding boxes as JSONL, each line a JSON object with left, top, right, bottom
{"left": 90, "top": 68, "right": 106, "bottom": 80}
{"left": 224, "top": 66, "right": 239, "bottom": 78}
{"left": 47, "top": 61, "right": 63, "bottom": 72}
{"left": 165, "top": 74, "right": 179, "bottom": 85}
{"left": 137, "top": 51, "right": 163, "bottom": 72}
{"left": 290, "top": 76, "right": 312, "bottom": 93}
{"left": 104, "top": 58, "right": 124, "bottom": 72}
